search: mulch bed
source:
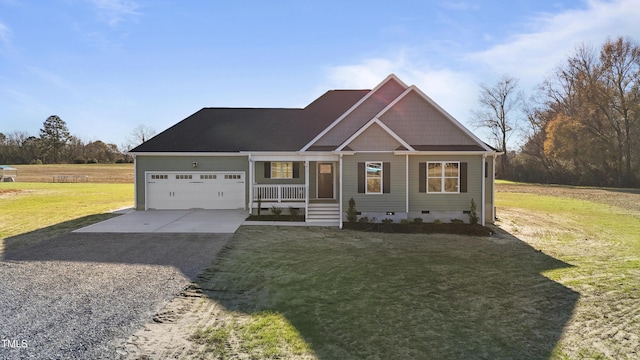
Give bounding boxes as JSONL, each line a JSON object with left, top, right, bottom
{"left": 343, "top": 222, "right": 494, "bottom": 236}
{"left": 245, "top": 215, "right": 305, "bottom": 222}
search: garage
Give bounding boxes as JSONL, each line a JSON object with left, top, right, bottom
{"left": 145, "top": 171, "right": 245, "bottom": 210}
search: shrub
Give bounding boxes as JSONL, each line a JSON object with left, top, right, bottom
{"left": 469, "top": 198, "right": 479, "bottom": 225}
{"left": 87, "top": 158, "right": 98, "bottom": 164}
{"left": 400, "top": 219, "right": 410, "bottom": 224}
{"left": 451, "top": 219, "right": 464, "bottom": 224}
{"left": 433, "top": 219, "right": 442, "bottom": 224}
{"left": 289, "top": 207, "right": 300, "bottom": 219}
{"left": 381, "top": 218, "right": 394, "bottom": 224}
{"left": 346, "top": 197, "right": 358, "bottom": 223}
{"left": 73, "top": 158, "right": 87, "bottom": 164}
{"left": 358, "top": 216, "right": 370, "bottom": 223}
{"left": 270, "top": 206, "right": 282, "bottom": 217}
{"left": 412, "top": 217, "right": 424, "bottom": 224}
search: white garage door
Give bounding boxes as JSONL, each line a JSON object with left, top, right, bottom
{"left": 146, "top": 171, "right": 245, "bottom": 210}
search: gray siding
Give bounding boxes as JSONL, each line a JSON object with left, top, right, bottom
{"left": 347, "top": 123, "right": 402, "bottom": 151}
{"left": 341, "top": 153, "right": 406, "bottom": 212}
{"left": 408, "top": 155, "right": 483, "bottom": 220}
{"left": 380, "top": 90, "right": 477, "bottom": 146}
{"left": 314, "top": 79, "right": 406, "bottom": 147}
{"left": 135, "top": 155, "right": 249, "bottom": 210}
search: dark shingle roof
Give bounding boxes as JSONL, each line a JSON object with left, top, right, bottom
{"left": 131, "top": 90, "right": 369, "bottom": 153}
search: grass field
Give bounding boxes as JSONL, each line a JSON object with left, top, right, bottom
{"left": 0, "top": 170, "right": 133, "bottom": 253}
{"left": 6, "top": 163, "right": 134, "bottom": 183}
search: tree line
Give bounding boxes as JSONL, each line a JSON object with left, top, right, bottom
{"left": 0, "top": 115, "right": 155, "bottom": 165}
{"left": 475, "top": 36, "right": 640, "bottom": 188}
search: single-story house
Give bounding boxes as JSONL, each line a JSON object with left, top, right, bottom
{"left": 130, "top": 74, "right": 500, "bottom": 227}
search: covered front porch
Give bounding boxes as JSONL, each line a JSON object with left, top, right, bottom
{"left": 248, "top": 153, "right": 341, "bottom": 223}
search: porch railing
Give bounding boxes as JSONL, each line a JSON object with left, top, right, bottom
{"left": 253, "top": 184, "right": 306, "bottom": 202}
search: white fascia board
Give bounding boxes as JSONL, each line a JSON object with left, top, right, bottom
{"left": 300, "top": 73, "right": 409, "bottom": 151}
{"left": 250, "top": 152, "right": 339, "bottom": 162}
{"left": 336, "top": 118, "right": 415, "bottom": 151}
{"left": 130, "top": 152, "right": 248, "bottom": 157}
{"left": 394, "top": 150, "right": 494, "bottom": 156}
{"left": 404, "top": 85, "right": 494, "bottom": 152}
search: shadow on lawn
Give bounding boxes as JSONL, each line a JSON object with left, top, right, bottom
{"left": 195, "top": 226, "right": 580, "bottom": 359}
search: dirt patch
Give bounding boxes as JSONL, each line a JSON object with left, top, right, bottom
{"left": 0, "top": 189, "right": 23, "bottom": 196}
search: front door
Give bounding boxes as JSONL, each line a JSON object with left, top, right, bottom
{"left": 317, "top": 163, "right": 334, "bottom": 198}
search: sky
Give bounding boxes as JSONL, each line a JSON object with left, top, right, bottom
{"left": 1, "top": 0, "right": 639, "bottom": 149}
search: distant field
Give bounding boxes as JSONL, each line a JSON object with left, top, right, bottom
{"left": 6, "top": 164, "right": 134, "bottom": 183}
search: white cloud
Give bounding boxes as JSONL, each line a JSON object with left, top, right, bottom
{"left": 324, "top": 52, "right": 479, "bottom": 126}
{"left": 87, "top": 0, "right": 139, "bottom": 26}
{"left": 467, "top": 0, "right": 640, "bottom": 86}
{"left": 0, "top": 21, "right": 11, "bottom": 46}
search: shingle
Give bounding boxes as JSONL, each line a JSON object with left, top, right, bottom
{"left": 131, "top": 90, "right": 369, "bottom": 153}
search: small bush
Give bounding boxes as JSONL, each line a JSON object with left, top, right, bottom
{"left": 433, "top": 219, "right": 442, "bottom": 224}
{"left": 400, "top": 219, "right": 410, "bottom": 224}
{"left": 270, "top": 206, "right": 283, "bottom": 217}
{"left": 381, "top": 218, "right": 394, "bottom": 224}
{"left": 412, "top": 217, "right": 424, "bottom": 224}
{"left": 469, "top": 198, "right": 480, "bottom": 225}
{"left": 346, "top": 197, "right": 358, "bottom": 223}
{"left": 87, "top": 158, "right": 99, "bottom": 164}
{"left": 289, "top": 207, "right": 300, "bottom": 219}
{"left": 451, "top": 219, "right": 464, "bottom": 224}
{"left": 73, "top": 158, "right": 87, "bottom": 164}
{"left": 358, "top": 216, "right": 370, "bottom": 223}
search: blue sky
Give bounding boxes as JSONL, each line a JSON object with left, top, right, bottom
{"left": 1, "top": 0, "right": 639, "bottom": 148}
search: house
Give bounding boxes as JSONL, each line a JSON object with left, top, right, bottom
{"left": 130, "top": 74, "right": 500, "bottom": 227}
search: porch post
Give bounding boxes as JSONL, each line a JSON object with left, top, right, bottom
{"left": 248, "top": 153, "right": 253, "bottom": 212}
{"left": 339, "top": 154, "right": 343, "bottom": 229}
{"left": 481, "top": 154, "right": 486, "bottom": 226}
{"left": 304, "top": 160, "right": 309, "bottom": 220}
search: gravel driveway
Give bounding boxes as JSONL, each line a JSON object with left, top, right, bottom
{"left": 0, "top": 232, "right": 231, "bottom": 359}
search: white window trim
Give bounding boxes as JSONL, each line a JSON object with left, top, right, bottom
{"left": 426, "top": 161, "right": 460, "bottom": 194}
{"left": 271, "top": 161, "right": 293, "bottom": 179}
{"left": 365, "top": 161, "right": 383, "bottom": 194}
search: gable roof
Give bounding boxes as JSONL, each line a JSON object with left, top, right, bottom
{"left": 131, "top": 90, "right": 369, "bottom": 153}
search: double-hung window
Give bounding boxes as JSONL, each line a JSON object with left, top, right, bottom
{"left": 427, "top": 162, "right": 459, "bottom": 193}
{"left": 271, "top": 162, "right": 293, "bottom": 179}
{"left": 366, "top": 162, "right": 382, "bottom": 194}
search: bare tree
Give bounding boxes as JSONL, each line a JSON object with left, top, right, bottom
{"left": 472, "top": 75, "right": 523, "bottom": 176}
{"left": 127, "top": 125, "right": 156, "bottom": 149}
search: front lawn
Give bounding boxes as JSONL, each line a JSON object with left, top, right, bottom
{"left": 192, "top": 226, "right": 577, "bottom": 359}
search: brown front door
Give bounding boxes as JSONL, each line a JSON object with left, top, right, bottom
{"left": 317, "top": 163, "right": 334, "bottom": 198}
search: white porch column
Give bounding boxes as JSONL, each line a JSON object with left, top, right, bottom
{"left": 405, "top": 154, "right": 409, "bottom": 213}
{"left": 339, "top": 154, "right": 343, "bottom": 229}
{"left": 481, "top": 153, "right": 486, "bottom": 226}
{"left": 248, "top": 153, "right": 253, "bottom": 212}
{"left": 304, "top": 160, "right": 309, "bottom": 220}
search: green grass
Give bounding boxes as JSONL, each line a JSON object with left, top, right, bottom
{"left": 195, "top": 226, "right": 578, "bottom": 359}
{"left": 0, "top": 182, "right": 133, "bottom": 252}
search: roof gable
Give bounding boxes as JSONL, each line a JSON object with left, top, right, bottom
{"left": 338, "top": 118, "right": 413, "bottom": 151}
{"left": 302, "top": 74, "right": 408, "bottom": 150}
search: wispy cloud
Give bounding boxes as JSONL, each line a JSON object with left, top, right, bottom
{"left": 324, "top": 51, "right": 478, "bottom": 124}
{"left": 87, "top": 0, "right": 140, "bottom": 26}
{"left": 0, "top": 20, "right": 12, "bottom": 47}
{"left": 440, "top": 1, "right": 480, "bottom": 11}
{"left": 466, "top": 0, "right": 640, "bottom": 84}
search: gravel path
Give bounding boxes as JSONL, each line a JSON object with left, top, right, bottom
{"left": 0, "top": 232, "right": 230, "bottom": 359}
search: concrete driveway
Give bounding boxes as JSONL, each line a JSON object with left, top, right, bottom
{"left": 74, "top": 209, "right": 248, "bottom": 233}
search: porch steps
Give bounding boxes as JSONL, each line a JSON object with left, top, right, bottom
{"left": 306, "top": 202, "right": 341, "bottom": 223}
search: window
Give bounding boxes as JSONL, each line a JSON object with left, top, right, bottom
{"left": 200, "top": 174, "right": 216, "bottom": 180}
{"left": 225, "top": 174, "right": 241, "bottom": 180}
{"left": 366, "top": 162, "right": 382, "bottom": 194}
{"left": 151, "top": 174, "right": 168, "bottom": 180}
{"left": 271, "top": 162, "right": 293, "bottom": 179}
{"left": 176, "top": 174, "right": 193, "bottom": 180}
{"left": 427, "top": 162, "right": 459, "bottom": 193}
